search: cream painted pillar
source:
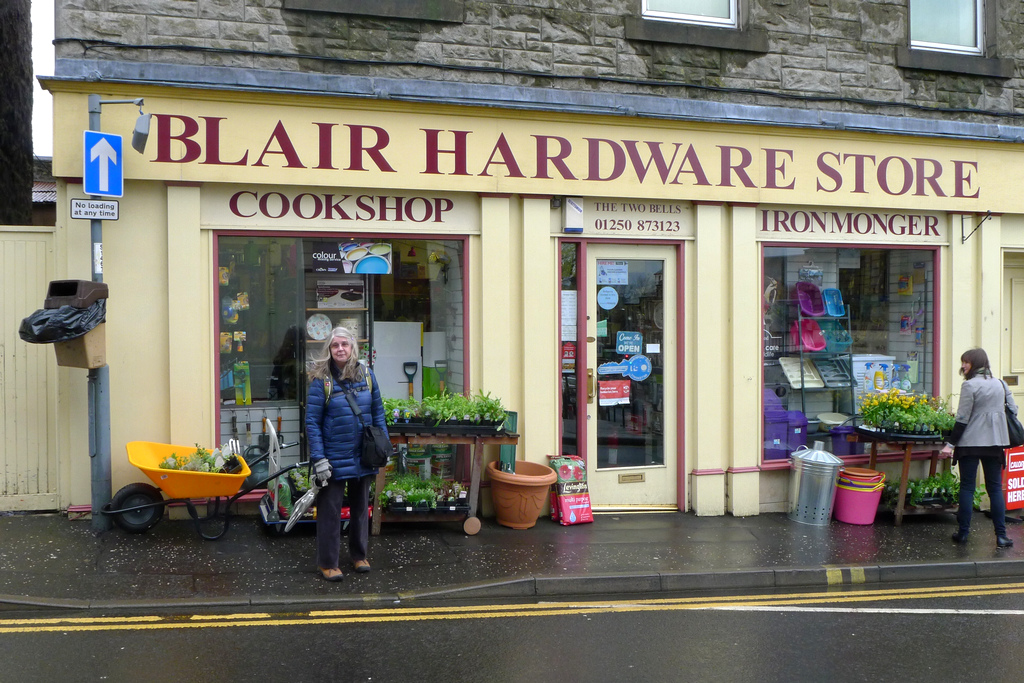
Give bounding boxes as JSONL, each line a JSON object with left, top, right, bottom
{"left": 727, "top": 205, "right": 760, "bottom": 516}
{"left": 979, "top": 214, "right": 1003, "bottom": 370}
{"left": 948, "top": 212, "right": 986, "bottom": 401}
{"left": 691, "top": 203, "right": 727, "bottom": 515}
{"left": 520, "top": 196, "right": 559, "bottom": 462}
{"left": 166, "top": 183, "right": 212, "bottom": 445}
{"left": 478, "top": 195, "right": 513, "bottom": 406}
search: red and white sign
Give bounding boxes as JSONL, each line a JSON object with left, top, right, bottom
{"left": 1004, "top": 447, "right": 1024, "bottom": 510}
{"left": 598, "top": 379, "right": 630, "bottom": 406}
{"left": 561, "top": 341, "right": 576, "bottom": 372}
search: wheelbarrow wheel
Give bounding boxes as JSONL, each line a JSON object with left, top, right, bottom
{"left": 110, "top": 483, "right": 165, "bottom": 533}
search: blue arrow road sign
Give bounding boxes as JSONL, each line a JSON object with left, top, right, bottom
{"left": 83, "top": 131, "right": 124, "bottom": 197}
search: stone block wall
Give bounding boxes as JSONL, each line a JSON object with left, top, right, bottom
{"left": 54, "top": 0, "right": 1024, "bottom": 123}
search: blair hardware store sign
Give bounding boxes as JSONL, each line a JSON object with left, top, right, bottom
{"left": 136, "top": 111, "right": 987, "bottom": 207}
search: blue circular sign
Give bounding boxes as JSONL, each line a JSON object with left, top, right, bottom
{"left": 597, "top": 287, "right": 619, "bottom": 310}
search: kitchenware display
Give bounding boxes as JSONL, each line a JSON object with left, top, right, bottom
{"left": 822, "top": 288, "right": 845, "bottom": 317}
{"left": 306, "top": 313, "right": 332, "bottom": 340}
{"left": 778, "top": 356, "right": 825, "bottom": 389}
{"left": 819, "top": 320, "right": 852, "bottom": 353}
{"left": 795, "top": 281, "right": 826, "bottom": 317}
{"left": 790, "top": 319, "right": 826, "bottom": 352}
{"left": 812, "top": 358, "right": 853, "bottom": 388}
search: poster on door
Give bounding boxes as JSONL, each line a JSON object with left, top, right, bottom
{"left": 596, "top": 260, "right": 628, "bottom": 285}
{"left": 598, "top": 379, "right": 630, "bottom": 406}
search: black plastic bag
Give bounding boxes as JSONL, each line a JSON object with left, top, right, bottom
{"left": 19, "top": 300, "right": 106, "bottom": 344}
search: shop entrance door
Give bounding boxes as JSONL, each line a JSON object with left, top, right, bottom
{"left": 1002, "top": 256, "right": 1024, "bottom": 408}
{"left": 585, "top": 244, "right": 677, "bottom": 508}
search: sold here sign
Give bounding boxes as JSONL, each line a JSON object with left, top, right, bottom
{"left": 1004, "top": 448, "right": 1024, "bottom": 510}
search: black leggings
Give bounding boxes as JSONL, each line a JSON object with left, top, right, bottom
{"left": 956, "top": 454, "right": 1006, "bottom": 536}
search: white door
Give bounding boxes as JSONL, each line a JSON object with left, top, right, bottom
{"left": 585, "top": 244, "right": 678, "bottom": 508}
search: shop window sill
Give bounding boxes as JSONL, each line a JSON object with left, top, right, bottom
{"left": 896, "top": 47, "right": 1013, "bottom": 79}
{"left": 282, "top": 0, "right": 464, "bottom": 22}
{"left": 624, "top": 18, "right": 767, "bottom": 53}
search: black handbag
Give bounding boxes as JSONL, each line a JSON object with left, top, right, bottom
{"left": 342, "top": 382, "right": 393, "bottom": 469}
{"left": 1004, "top": 381, "right": 1024, "bottom": 448}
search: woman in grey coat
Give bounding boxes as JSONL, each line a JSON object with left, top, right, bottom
{"left": 940, "top": 348, "right": 1015, "bottom": 548}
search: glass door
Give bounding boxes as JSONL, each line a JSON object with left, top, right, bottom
{"left": 585, "top": 244, "right": 677, "bottom": 508}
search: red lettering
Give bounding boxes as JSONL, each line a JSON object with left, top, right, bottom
{"left": 533, "top": 135, "right": 577, "bottom": 180}
{"left": 200, "top": 116, "right": 247, "bottom": 166}
{"left": 924, "top": 215, "right": 940, "bottom": 235}
{"left": 323, "top": 194, "right": 352, "bottom": 220}
{"left": 253, "top": 121, "right": 306, "bottom": 168}
{"left": 229, "top": 190, "right": 256, "bottom": 218}
{"left": 154, "top": 114, "right": 201, "bottom": 163}
{"left": 914, "top": 158, "right": 946, "bottom": 197}
{"left": 346, "top": 125, "right": 396, "bottom": 173}
{"left": 404, "top": 197, "right": 433, "bottom": 222}
{"left": 877, "top": 156, "right": 913, "bottom": 196}
{"left": 585, "top": 138, "right": 625, "bottom": 181}
{"left": 422, "top": 129, "right": 470, "bottom": 175}
{"left": 764, "top": 148, "right": 795, "bottom": 190}
{"left": 953, "top": 160, "right": 980, "bottom": 198}
{"left": 433, "top": 198, "right": 453, "bottom": 222}
{"left": 478, "top": 134, "right": 525, "bottom": 178}
{"left": 292, "top": 193, "right": 324, "bottom": 219}
{"left": 671, "top": 145, "right": 711, "bottom": 186}
{"left": 623, "top": 140, "right": 682, "bottom": 183}
{"left": 816, "top": 152, "right": 842, "bottom": 192}
{"left": 844, "top": 153, "right": 876, "bottom": 194}
{"left": 314, "top": 122, "right": 338, "bottom": 170}
{"left": 718, "top": 146, "right": 756, "bottom": 188}
{"left": 258, "top": 192, "right": 288, "bottom": 219}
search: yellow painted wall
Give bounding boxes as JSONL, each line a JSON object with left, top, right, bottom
{"left": 38, "top": 83, "right": 1024, "bottom": 515}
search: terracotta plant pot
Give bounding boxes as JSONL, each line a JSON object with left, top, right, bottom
{"left": 487, "top": 460, "right": 557, "bottom": 529}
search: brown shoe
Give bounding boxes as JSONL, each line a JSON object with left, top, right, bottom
{"left": 318, "top": 567, "right": 343, "bottom": 582}
{"left": 353, "top": 559, "right": 371, "bottom": 573}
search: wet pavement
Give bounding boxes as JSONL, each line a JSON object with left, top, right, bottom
{"left": 2, "top": 508, "right": 1023, "bottom": 610}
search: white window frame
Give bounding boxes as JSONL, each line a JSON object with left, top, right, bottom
{"left": 642, "top": 0, "right": 738, "bottom": 29}
{"left": 909, "top": 0, "right": 983, "bottom": 56}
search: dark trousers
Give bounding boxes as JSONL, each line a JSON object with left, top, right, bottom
{"left": 316, "top": 475, "right": 371, "bottom": 570}
{"left": 957, "top": 455, "right": 1006, "bottom": 536}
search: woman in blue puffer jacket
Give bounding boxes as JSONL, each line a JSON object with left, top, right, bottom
{"left": 305, "top": 326, "right": 388, "bottom": 581}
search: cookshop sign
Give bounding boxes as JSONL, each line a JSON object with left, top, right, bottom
{"left": 84, "top": 98, "right": 998, "bottom": 210}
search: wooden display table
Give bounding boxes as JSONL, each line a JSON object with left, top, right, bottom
{"left": 854, "top": 426, "right": 952, "bottom": 526}
{"left": 371, "top": 426, "right": 520, "bottom": 536}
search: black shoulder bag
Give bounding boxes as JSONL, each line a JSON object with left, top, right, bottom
{"left": 1004, "top": 380, "right": 1024, "bottom": 448}
{"left": 342, "top": 375, "right": 393, "bottom": 469}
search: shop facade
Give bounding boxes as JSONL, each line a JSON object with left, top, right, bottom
{"left": 37, "top": 81, "right": 1024, "bottom": 516}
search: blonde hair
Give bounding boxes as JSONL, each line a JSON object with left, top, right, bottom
{"left": 308, "top": 326, "right": 364, "bottom": 383}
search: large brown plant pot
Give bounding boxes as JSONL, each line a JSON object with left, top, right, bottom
{"left": 487, "top": 460, "right": 557, "bottom": 529}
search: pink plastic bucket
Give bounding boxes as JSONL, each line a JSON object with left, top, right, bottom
{"left": 833, "top": 482, "right": 884, "bottom": 525}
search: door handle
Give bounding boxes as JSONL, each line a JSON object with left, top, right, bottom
{"left": 587, "top": 368, "right": 595, "bottom": 404}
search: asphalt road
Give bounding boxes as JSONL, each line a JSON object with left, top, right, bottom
{"left": 5, "top": 579, "right": 1024, "bottom": 682}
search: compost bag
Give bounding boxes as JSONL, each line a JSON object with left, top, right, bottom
{"left": 19, "top": 300, "right": 106, "bottom": 344}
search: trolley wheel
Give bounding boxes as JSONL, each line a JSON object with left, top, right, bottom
{"left": 262, "top": 521, "right": 287, "bottom": 537}
{"left": 109, "top": 483, "right": 165, "bottom": 533}
{"left": 463, "top": 516, "right": 481, "bottom": 535}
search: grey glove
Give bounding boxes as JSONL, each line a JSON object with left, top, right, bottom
{"left": 313, "top": 458, "right": 332, "bottom": 486}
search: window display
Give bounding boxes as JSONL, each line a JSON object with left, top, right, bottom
{"left": 216, "top": 235, "right": 465, "bottom": 458}
{"left": 762, "top": 246, "right": 936, "bottom": 461}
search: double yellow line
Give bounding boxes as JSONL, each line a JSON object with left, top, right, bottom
{"left": 3, "top": 580, "right": 1023, "bottom": 634}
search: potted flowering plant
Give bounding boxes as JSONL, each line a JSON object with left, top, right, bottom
{"left": 859, "top": 390, "right": 955, "bottom": 436}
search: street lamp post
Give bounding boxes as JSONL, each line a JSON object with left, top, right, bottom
{"left": 85, "top": 94, "right": 149, "bottom": 533}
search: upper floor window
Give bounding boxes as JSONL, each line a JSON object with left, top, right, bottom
{"left": 642, "top": 0, "right": 737, "bottom": 29}
{"left": 910, "top": 0, "right": 982, "bottom": 54}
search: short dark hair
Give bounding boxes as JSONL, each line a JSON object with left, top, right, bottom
{"left": 960, "top": 348, "right": 993, "bottom": 379}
